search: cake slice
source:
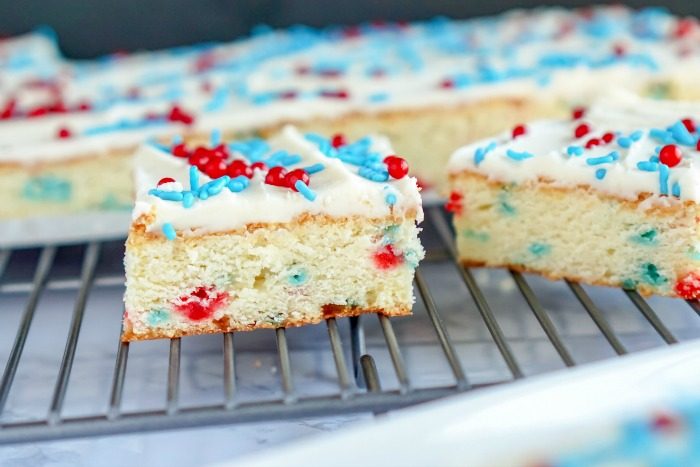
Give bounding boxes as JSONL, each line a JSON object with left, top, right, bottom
{"left": 123, "top": 126, "right": 424, "bottom": 341}
{"left": 447, "top": 98, "right": 700, "bottom": 299}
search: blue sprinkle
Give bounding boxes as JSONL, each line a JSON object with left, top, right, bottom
{"left": 649, "top": 128, "right": 674, "bottom": 144}
{"left": 567, "top": 145, "right": 584, "bottom": 156}
{"left": 199, "top": 189, "right": 209, "bottom": 200}
{"left": 358, "top": 166, "right": 389, "bottom": 182}
{"left": 586, "top": 151, "right": 619, "bottom": 165}
{"left": 672, "top": 181, "right": 681, "bottom": 197}
{"left": 171, "top": 134, "right": 183, "bottom": 145}
{"left": 210, "top": 129, "right": 221, "bottom": 146}
{"left": 303, "top": 163, "right": 325, "bottom": 174}
{"left": 288, "top": 268, "right": 308, "bottom": 286}
{"left": 659, "top": 163, "right": 669, "bottom": 195}
{"left": 617, "top": 137, "right": 632, "bottom": 148}
{"left": 207, "top": 176, "right": 230, "bottom": 195}
{"left": 189, "top": 166, "right": 200, "bottom": 191}
{"left": 295, "top": 180, "right": 317, "bottom": 201}
{"left": 629, "top": 130, "right": 644, "bottom": 141}
{"left": 368, "top": 92, "right": 389, "bottom": 103}
{"left": 505, "top": 149, "right": 534, "bottom": 161}
{"left": 227, "top": 176, "right": 250, "bottom": 193}
{"left": 669, "top": 120, "right": 696, "bottom": 146}
{"left": 385, "top": 193, "right": 397, "bottom": 206}
{"left": 595, "top": 168, "right": 607, "bottom": 180}
{"left": 183, "top": 192, "right": 195, "bottom": 208}
{"left": 162, "top": 223, "right": 176, "bottom": 241}
{"left": 474, "top": 141, "right": 497, "bottom": 166}
{"left": 637, "top": 161, "right": 659, "bottom": 172}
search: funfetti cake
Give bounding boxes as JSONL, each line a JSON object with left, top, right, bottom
{"left": 447, "top": 93, "right": 700, "bottom": 300}
{"left": 122, "top": 125, "right": 424, "bottom": 341}
{"left": 3, "top": 6, "right": 700, "bottom": 221}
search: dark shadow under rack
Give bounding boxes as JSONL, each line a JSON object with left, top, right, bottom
{"left": 0, "top": 206, "right": 697, "bottom": 445}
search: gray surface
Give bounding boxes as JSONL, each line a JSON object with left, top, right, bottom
{"left": 0, "top": 1, "right": 697, "bottom": 58}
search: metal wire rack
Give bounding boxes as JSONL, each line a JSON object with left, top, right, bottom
{"left": 0, "top": 206, "right": 699, "bottom": 445}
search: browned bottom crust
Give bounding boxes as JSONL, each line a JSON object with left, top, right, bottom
{"left": 461, "top": 260, "right": 661, "bottom": 298}
{"left": 121, "top": 304, "right": 411, "bottom": 341}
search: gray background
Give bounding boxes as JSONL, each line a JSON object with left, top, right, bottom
{"left": 0, "top": 1, "right": 697, "bottom": 58}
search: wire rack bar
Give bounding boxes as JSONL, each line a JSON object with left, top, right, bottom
{"left": 428, "top": 208, "right": 524, "bottom": 379}
{"left": 223, "top": 333, "right": 236, "bottom": 410}
{"left": 275, "top": 328, "right": 296, "bottom": 404}
{"left": 624, "top": 290, "right": 678, "bottom": 345}
{"left": 377, "top": 315, "right": 411, "bottom": 394}
{"left": 414, "top": 269, "right": 470, "bottom": 390}
{"left": 0, "top": 246, "right": 57, "bottom": 416}
{"left": 566, "top": 281, "right": 628, "bottom": 355}
{"left": 107, "top": 340, "right": 129, "bottom": 420}
{"left": 326, "top": 319, "right": 354, "bottom": 399}
{"left": 510, "top": 271, "right": 576, "bottom": 367}
{"left": 360, "top": 355, "right": 382, "bottom": 393}
{"left": 48, "top": 242, "right": 101, "bottom": 424}
{"left": 166, "top": 339, "right": 181, "bottom": 415}
{"left": 349, "top": 316, "right": 365, "bottom": 384}
{"left": 0, "top": 275, "right": 124, "bottom": 294}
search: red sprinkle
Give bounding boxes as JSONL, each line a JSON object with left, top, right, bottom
{"left": 265, "top": 166, "right": 288, "bottom": 186}
{"left": 372, "top": 245, "right": 404, "bottom": 270}
{"left": 226, "top": 160, "right": 253, "bottom": 179}
{"left": 602, "top": 132, "right": 615, "bottom": 143}
{"left": 384, "top": 155, "right": 409, "bottom": 179}
{"left": 574, "top": 123, "right": 591, "bottom": 138}
{"left": 172, "top": 143, "right": 190, "bottom": 158}
{"left": 612, "top": 43, "right": 626, "bottom": 57}
{"left": 439, "top": 79, "right": 454, "bottom": 89}
{"left": 56, "top": 127, "right": 72, "bottom": 139}
{"left": 157, "top": 177, "right": 176, "bottom": 186}
{"left": 173, "top": 286, "right": 229, "bottom": 321}
{"left": 674, "top": 18, "right": 696, "bottom": 38}
{"left": 167, "top": 105, "right": 195, "bottom": 125}
{"left": 572, "top": 107, "right": 586, "bottom": 120}
{"left": 674, "top": 272, "right": 700, "bottom": 299}
{"left": 585, "top": 138, "right": 600, "bottom": 149}
{"left": 682, "top": 118, "right": 696, "bottom": 133}
{"left": 331, "top": 133, "right": 347, "bottom": 148}
{"left": 0, "top": 98, "right": 16, "bottom": 119}
{"left": 511, "top": 124, "right": 526, "bottom": 139}
{"left": 659, "top": 144, "right": 682, "bottom": 167}
{"left": 445, "top": 191, "right": 464, "bottom": 215}
{"left": 204, "top": 159, "right": 227, "bottom": 178}
{"left": 320, "top": 90, "right": 349, "bottom": 99}
{"left": 189, "top": 147, "right": 215, "bottom": 170}
{"left": 285, "top": 169, "right": 310, "bottom": 191}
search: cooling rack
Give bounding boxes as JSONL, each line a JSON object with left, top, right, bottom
{"left": 0, "top": 206, "right": 698, "bottom": 445}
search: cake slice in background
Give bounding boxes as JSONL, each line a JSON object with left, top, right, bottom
{"left": 447, "top": 92, "right": 700, "bottom": 299}
{"left": 122, "top": 126, "right": 423, "bottom": 341}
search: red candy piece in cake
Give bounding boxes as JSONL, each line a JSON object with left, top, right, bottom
{"left": 511, "top": 124, "right": 526, "bottom": 139}
{"left": 674, "top": 271, "right": 700, "bottom": 299}
{"left": 168, "top": 105, "right": 195, "bottom": 125}
{"left": 384, "top": 155, "right": 409, "bottom": 179}
{"left": 372, "top": 245, "right": 404, "bottom": 270}
{"left": 574, "top": 123, "right": 590, "bottom": 138}
{"left": 331, "top": 133, "right": 347, "bottom": 148}
{"left": 57, "top": 127, "right": 72, "bottom": 139}
{"left": 659, "top": 144, "right": 682, "bottom": 167}
{"left": 285, "top": 169, "right": 310, "bottom": 191}
{"left": 445, "top": 191, "right": 464, "bottom": 215}
{"left": 265, "top": 166, "right": 288, "bottom": 186}
{"left": 173, "top": 286, "right": 229, "bottom": 321}
{"left": 572, "top": 107, "right": 586, "bottom": 120}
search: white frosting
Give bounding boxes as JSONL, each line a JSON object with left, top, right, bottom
{"left": 2, "top": 6, "right": 700, "bottom": 165}
{"left": 133, "top": 125, "right": 423, "bottom": 235}
{"left": 448, "top": 91, "right": 700, "bottom": 202}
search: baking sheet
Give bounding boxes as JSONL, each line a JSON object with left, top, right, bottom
{"left": 0, "top": 211, "right": 131, "bottom": 248}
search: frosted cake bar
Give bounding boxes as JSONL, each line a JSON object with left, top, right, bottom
{"left": 123, "top": 126, "right": 424, "bottom": 340}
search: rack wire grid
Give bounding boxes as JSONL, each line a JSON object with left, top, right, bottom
{"left": 0, "top": 206, "right": 699, "bottom": 445}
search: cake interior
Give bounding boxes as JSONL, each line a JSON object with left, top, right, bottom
{"left": 450, "top": 171, "right": 700, "bottom": 298}
{"left": 123, "top": 215, "right": 423, "bottom": 341}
